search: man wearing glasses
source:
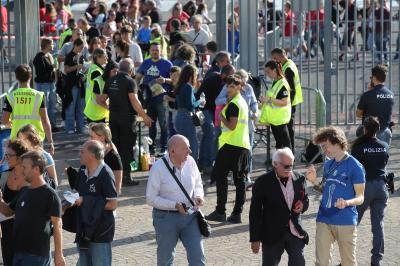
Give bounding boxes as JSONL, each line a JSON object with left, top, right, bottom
{"left": 249, "top": 147, "right": 309, "bottom": 266}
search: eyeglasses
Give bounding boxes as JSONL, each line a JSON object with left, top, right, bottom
{"left": 278, "top": 162, "right": 293, "bottom": 170}
{"left": 4, "top": 153, "right": 17, "bottom": 158}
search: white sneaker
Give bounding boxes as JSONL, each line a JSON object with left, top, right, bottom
{"left": 67, "top": 130, "right": 75, "bottom": 134}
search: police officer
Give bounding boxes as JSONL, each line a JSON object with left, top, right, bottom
{"left": 206, "top": 74, "right": 250, "bottom": 224}
{"left": 356, "top": 64, "right": 394, "bottom": 146}
{"left": 271, "top": 48, "right": 303, "bottom": 153}
{"left": 259, "top": 60, "right": 292, "bottom": 150}
{"left": 1, "top": 64, "right": 54, "bottom": 154}
{"left": 84, "top": 48, "right": 108, "bottom": 123}
{"left": 99, "top": 58, "right": 152, "bottom": 186}
{"left": 351, "top": 116, "right": 389, "bottom": 266}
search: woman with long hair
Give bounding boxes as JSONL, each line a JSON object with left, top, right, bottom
{"left": 17, "top": 124, "right": 58, "bottom": 187}
{"left": 88, "top": 122, "right": 123, "bottom": 194}
{"left": 259, "top": 60, "right": 292, "bottom": 150}
{"left": 0, "top": 140, "right": 30, "bottom": 266}
{"left": 174, "top": 64, "right": 204, "bottom": 161}
{"left": 350, "top": 116, "right": 389, "bottom": 266}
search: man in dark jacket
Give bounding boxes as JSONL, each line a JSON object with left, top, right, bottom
{"left": 249, "top": 147, "right": 309, "bottom": 266}
{"left": 74, "top": 140, "right": 118, "bottom": 266}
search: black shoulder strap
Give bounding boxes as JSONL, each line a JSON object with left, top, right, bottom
{"left": 162, "top": 157, "right": 195, "bottom": 207}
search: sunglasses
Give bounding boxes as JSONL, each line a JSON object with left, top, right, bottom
{"left": 278, "top": 162, "right": 293, "bottom": 170}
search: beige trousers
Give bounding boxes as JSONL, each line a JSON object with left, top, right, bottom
{"left": 315, "top": 222, "right": 357, "bottom": 266}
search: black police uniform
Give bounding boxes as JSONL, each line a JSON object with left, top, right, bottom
{"left": 351, "top": 137, "right": 389, "bottom": 265}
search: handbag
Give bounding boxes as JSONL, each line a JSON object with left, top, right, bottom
{"left": 191, "top": 110, "right": 204, "bottom": 127}
{"left": 162, "top": 157, "right": 211, "bottom": 237}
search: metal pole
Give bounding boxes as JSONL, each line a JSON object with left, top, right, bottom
{"left": 216, "top": 0, "right": 228, "bottom": 51}
{"left": 324, "top": 0, "right": 332, "bottom": 125}
{"left": 230, "top": 0, "right": 235, "bottom": 62}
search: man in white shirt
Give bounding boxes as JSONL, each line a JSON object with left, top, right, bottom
{"left": 187, "top": 15, "right": 210, "bottom": 49}
{"left": 146, "top": 135, "right": 205, "bottom": 266}
{"left": 120, "top": 25, "right": 143, "bottom": 68}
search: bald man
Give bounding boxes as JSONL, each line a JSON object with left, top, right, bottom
{"left": 146, "top": 135, "right": 205, "bottom": 265}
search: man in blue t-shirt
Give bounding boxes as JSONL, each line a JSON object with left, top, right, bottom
{"left": 136, "top": 43, "right": 172, "bottom": 155}
{"left": 356, "top": 64, "right": 394, "bottom": 146}
{"left": 306, "top": 126, "right": 365, "bottom": 266}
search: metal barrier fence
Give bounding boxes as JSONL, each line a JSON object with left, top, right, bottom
{"left": 258, "top": 0, "right": 400, "bottom": 126}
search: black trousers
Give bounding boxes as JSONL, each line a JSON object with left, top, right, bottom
{"left": 271, "top": 124, "right": 292, "bottom": 150}
{"left": 262, "top": 231, "right": 305, "bottom": 266}
{"left": 212, "top": 144, "right": 249, "bottom": 214}
{"left": 287, "top": 106, "right": 296, "bottom": 153}
{"left": 86, "top": 117, "right": 106, "bottom": 124}
{"left": 109, "top": 113, "right": 136, "bottom": 174}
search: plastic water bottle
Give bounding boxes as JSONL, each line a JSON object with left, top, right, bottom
{"left": 200, "top": 92, "right": 206, "bottom": 108}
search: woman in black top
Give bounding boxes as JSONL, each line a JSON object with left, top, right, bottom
{"left": 351, "top": 116, "right": 389, "bottom": 266}
{"left": 88, "top": 122, "right": 123, "bottom": 194}
{"left": 0, "top": 140, "right": 30, "bottom": 266}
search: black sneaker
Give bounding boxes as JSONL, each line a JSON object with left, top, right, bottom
{"left": 122, "top": 178, "right": 140, "bottom": 186}
{"left": 205, "top": 210, "right": 226, "bottom": 222}
{"left": 227, "top": 213, "right": 242, "bottom": 224}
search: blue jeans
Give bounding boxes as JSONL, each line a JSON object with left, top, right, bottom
{"left": 377, "top": 128, "right": 392, "bottom": 147}
{"left": 198, "top": 110, "right": 216, "bottom": 168}
{"left": 77, "top": 242, "right": 112, "bottom": 266}
{"left": 36, "top": 82, "right": 57, "bottom": 128}
{"left": 248, "top": 128, "right": 254, "bottom": 175}
{"left": 13, "top": 251, "right": 51, "bottom": 266}
{"left": 374, "top": 33, "right": 388, "bottom": 61}
{"left": 262, "top": 231, "right": 305, "bottom": 266}
{"left": 175, "top": 110, "right": 198, "bottom": 161}
{"left": 168, "top": 111, "right": 177, "bottom": 138}
{"left": 148, "top": 101, "right": 168, "bottom": 152}
{"left": 357, "top": 179, "right": 389, "bottom": 266}
{"left": 152, "top": 209, "right": 205, "bottom": 266}
{"left": 65, "top": 85, "right": 85, "bottom": 132}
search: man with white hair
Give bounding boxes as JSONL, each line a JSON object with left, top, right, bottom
{"left": 249, "top": 147, "right": 309, "bottom": 266}
{"left": 187, "top": 15, "right": 210, "bottom": 48}
{"left": 146, "top": 135, "right": 205, "bottom": 265}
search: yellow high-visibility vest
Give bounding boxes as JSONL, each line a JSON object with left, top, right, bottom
{"left": 85, "top": 63, "right": 104, "bottom": 104}
{"left": 6, "top": 88, "right": 45, "bottom": 140}
{"left": 282, "top": 59, "right": 303, "bottom": 106}
{"left": 219, "top": 93, "right": 250, "bottom": 150}
{"left": 84, "top": 76, "right": 109, "bottom": 121}
{"left": 259, "top": 78, "right": 291, "bottom": 126}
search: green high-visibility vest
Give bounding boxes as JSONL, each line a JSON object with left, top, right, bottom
{"left": 84, "top": 76, "right": 109, "bottom": 121}
{"left": 6, "top": 88, "right": 45, "bottom": 140}
{"left": 58, "top": 28, "right": 73, "bottom": 50}
{"left": 259, "top": 78, "right": 291, "bottom": 126}
{"left": 85, "top": 63, "right": 104, "bottom": 104}
{"left": 282, "top": 59, "right": 303, "bottom": 106}
{"left": 219, "top": 94, "right": 251, "bottom": 150}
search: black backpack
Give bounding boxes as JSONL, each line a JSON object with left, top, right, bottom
{"left": 302, "top": 141, "right": 324, "bottom": 164}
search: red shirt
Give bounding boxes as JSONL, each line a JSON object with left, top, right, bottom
{"left": 44, "top": 14, "right": 56, "bottom": 35}
{"left": 165, "top": 11, "right": 190, "bottom": 33}
{"left": 284, "top": 10, "right": 296, "bottom": 37}
{"left": 1, "top": 6, "right": 7, "bottom": 33}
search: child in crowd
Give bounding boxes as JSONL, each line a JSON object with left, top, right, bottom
{"left": 163, "top": 66, "right": 181, "bottom": 138}
{"left": 137, "top": 16, "right": 152, "bottom": 44}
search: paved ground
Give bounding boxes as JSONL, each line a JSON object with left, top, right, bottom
{"left": 48, "top": 125, "right": 400, "bottom": 266}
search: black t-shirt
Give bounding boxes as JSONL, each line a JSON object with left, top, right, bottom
{"left": 91, "top": 67, "right": 103, "bottom": 95}
{"left": 357, "top": 84, "right": 394, "bottom": 129}
{"left": 225, "top": 102, "right": 239, "bottom": 121}
{"left": 272, "top": 80, "right": 289, "bottom": 100}
{"left": 169, "top": 31, "right": 185, "bottom": 46}
{"left": 104, "top": 149, "right": 123, "bottom": 171}
{"left": 149, "top": 9, "right": 161, "bottom": 24}
{"left": 284, "top": 67, "right": 295, "bottom": 102}
{"left": 75, "top": 164, "right": 117, "bottom": 242}
{"left": 196, "top": 72, "right": 224, "bottom": 112}
{"left": 351, "top": 138, "right": 389, "bottom": 181}
{"left": 9, "top": 185, "right": 61, "bottom": 257}
{"left": 33, "top": 52, "right": 55, "bottom": 83}
{"left": 115, "top": 11, "right": 127, "bottom": 24}
{"left": 3, "top": 93, "right": 45, "bottom": 113}
{"left": 103, "top": 72, "right": 138, "bottom": 115}
{"left": 86, "top": 27, "right": 100, "bottom": 44}
{"left": 65, "top": 51, "right": 82, "bottom": 87}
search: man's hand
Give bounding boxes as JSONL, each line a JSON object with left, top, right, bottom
{"left": 143, "top": 115, "right": 153, "bottom": 127}
{"left": 75, "top": 196, "right": 83, "bottom": 207}
{"left": 175, "top": 202, "right": 187, "bottom": 215}
{"left": 292, "top": 200, "right": 304, "bottom": 214}
{"left": 54, "top": 253, "right": 66, "bottom": 266}
{"left": 305, "top": 165, "right": 317, "bottom": 185}
{"left": 251, "top": 241, "right": 261, "bottom": 254}
{"left": 334, "top": 198, "right": 348, "bottom": 209}
{"left": 194, "top": 197, "right": 204, "bottom": 207}
{"left": 156, "top": 77, "right": 165, "bottom": 84}
{"left": 48, "top": 143, "right": 55, "bottom": 155}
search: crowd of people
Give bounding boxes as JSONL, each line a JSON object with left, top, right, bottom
{"left": 0, "top": 0, "right": 396, "bottom": 265}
